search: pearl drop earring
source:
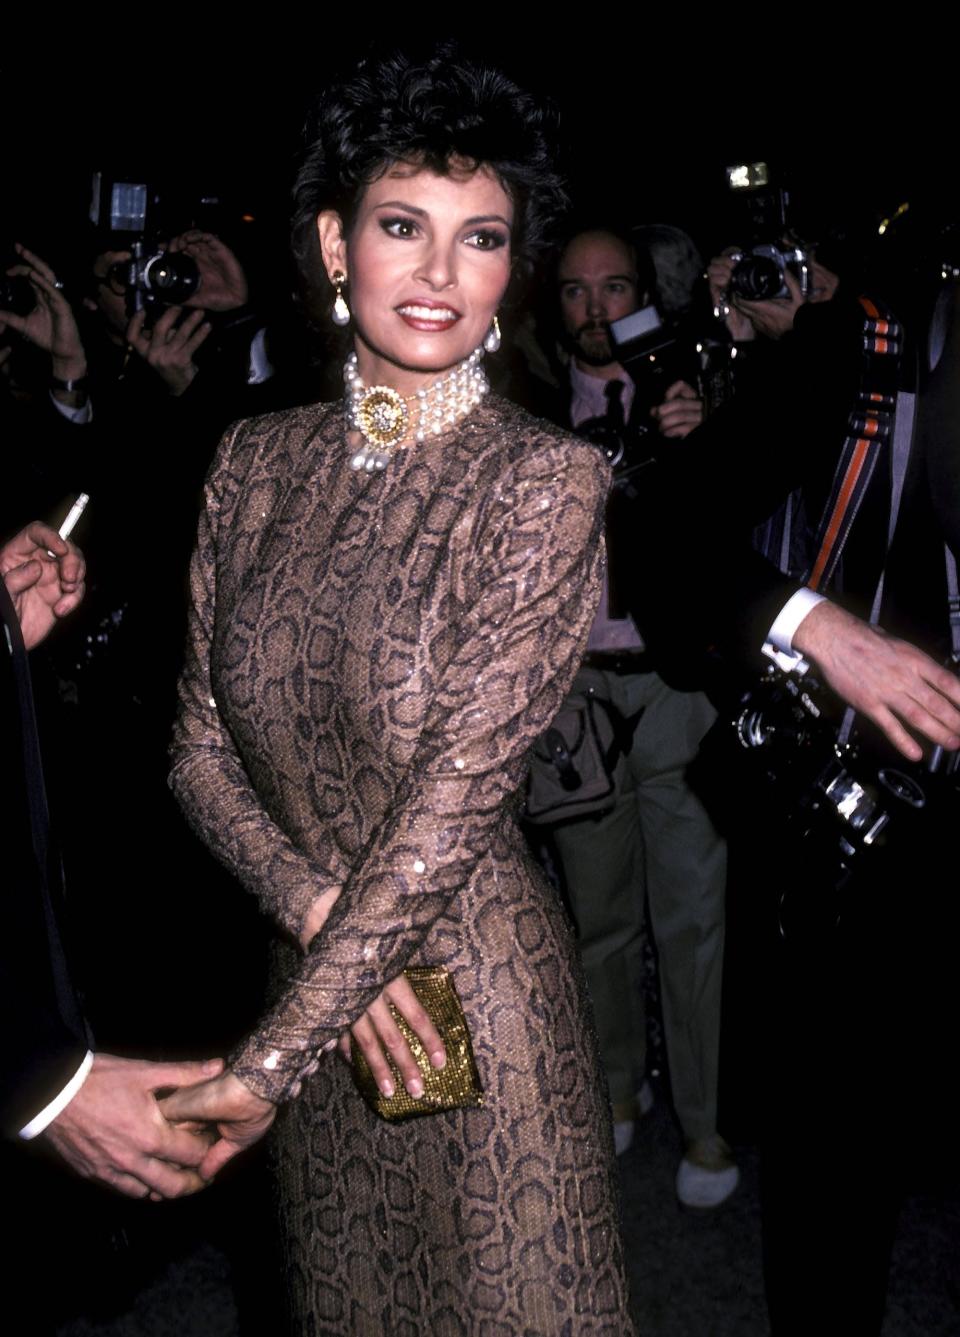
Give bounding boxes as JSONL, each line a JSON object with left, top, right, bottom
{"left": 483, "top": 315, "right": 501, "bottom": 354}
{"left": 331, "top": 271, "right": 350, "bottom": 327}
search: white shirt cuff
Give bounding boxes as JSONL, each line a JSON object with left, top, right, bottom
{"left": 49, "top": 391, "right": 93, "bottom": 424}
{"left": 762, "top": 587, "right": 826, "bottom": 673}
{"left": 767, "top": 587, "right": 826, "bottom": 654}
{"left": 246, "top": 327, "right": 274, "bottom": 386}
{"left": 19, "top": 1050, "right": 94, "bottom": 1139}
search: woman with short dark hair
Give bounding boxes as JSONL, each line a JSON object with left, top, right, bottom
{"left": 164, "top": 47, "right": 635, "bottom": 1332}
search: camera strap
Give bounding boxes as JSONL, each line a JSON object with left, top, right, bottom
{"left": 832, "top": 384, "right": 960, "bottom": 744}
{"left": 835, "top": 384, "right": 917, "bottom": 744}
{"left": 806, "top": 297, "right": 903, "bottom": 595}
{"left": 791, "top": 296, "right": 905, "bottom": 746}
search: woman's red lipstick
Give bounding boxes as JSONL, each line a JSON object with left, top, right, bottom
{"left": 395, "top": 300, "right": 462, "bottom": 331}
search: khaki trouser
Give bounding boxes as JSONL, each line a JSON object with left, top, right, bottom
{"left": 551, "top": 667, "right": 727, "bottom": 1142}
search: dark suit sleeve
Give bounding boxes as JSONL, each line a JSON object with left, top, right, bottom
{"left": 0, "top": 936, "right": 89, "bottom": 1139}
{"left": 627, "top": 297, "right": 865, "bottom": 679}
{"left": 1, "top": 581, "right": 89, "bottom": 1138}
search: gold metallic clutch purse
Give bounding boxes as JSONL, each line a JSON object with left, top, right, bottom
{"left": 351, "top": 966, "right": 484, "bottom": 1122}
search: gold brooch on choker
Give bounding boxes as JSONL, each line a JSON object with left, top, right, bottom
{"left": 344, "top": 348, "right": 489, "bottom": 473}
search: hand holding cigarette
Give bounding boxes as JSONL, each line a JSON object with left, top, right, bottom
{"left": 2, "top": 518, "right": 86, "bottom": 649}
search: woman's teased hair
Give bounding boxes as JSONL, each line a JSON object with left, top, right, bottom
{"left": 293, "top": 44, "right": 567, "bottom": 308}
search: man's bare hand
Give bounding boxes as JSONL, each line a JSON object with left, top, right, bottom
{"left": 794, "top": 600, "right": 960, "bottom": 761}
{"left": 167, "top": 230, "right": 249, "bottom": 312}
{"left": 1, "top": 522, "right": 85, "bottom": 648}
{"left": 338, "top": 973, "right": 446, "bottom": 1099}
{"left": 159, "top": 1070, "right": 276, "bottom": 1181}
{"left": 43, "top": 1054, "right": 223, "bottom": 1199}
{"left": 126, "top": 305, "right": 212, "bottom": 396}
{"left": 0, "top": 244, "right": 88, "bottom": 382}
{"left": 707, "top": 250, "right": 756, "bottom": 342}
{"left": 650, "top": 380, "right": 704, "bottom": 439}
{"left": 734, "top": 269, "right": 805, "bottom": 341}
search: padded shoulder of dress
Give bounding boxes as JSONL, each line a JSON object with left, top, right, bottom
{"left": 476, "top": 395, "right": 610, "bottom": 487}
{"left": 227, "top": 399, "right": 340, "bottom": 448}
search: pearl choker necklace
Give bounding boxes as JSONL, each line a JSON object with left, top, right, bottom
{"left": 343, "top": 347, "right": 489, "bottom": 472}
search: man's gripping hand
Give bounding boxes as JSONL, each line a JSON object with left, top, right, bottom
{"left": 43, "top": 1054, "right": 223, "bottom": 1199}
{"left": 733, "top": 269, "right": 806, "bottom": 342}
{"left": 650, "top": 380, "right": 704, "bottom": 439}
{"left": 125, "top": 306, "right": 212, "bottom": 397}
{"left": 167, "top": 230, "right": 249, "bottom": 312}
{"left": 1, "top": 244, "right": 88, "bottom": 385}
{"left": 794, "top": 601, "right": 960, "bottom": 762}
{"left": 159, "top": 1069, "right": 276, "bottom": 1181}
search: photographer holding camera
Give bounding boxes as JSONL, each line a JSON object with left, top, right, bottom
{"left": 695, "top": 167, "right": 846, "bottom": 423}
{"left": 1, "top": 226, "right": 255, "bottom": 412}
{"left": 0, "top": 223, "right": 263, "bottom": 721}
{"left": 0, "top": 194, "right": 284, "bottom": 1096}
{"left": 707, "top": 240, "right": 840, "bottom": 343}
{"left": 0, "top": 243, "right": 99, "bottom": 533}
{"left": 629, "top": 201, "right": 960, "bottom": 1331}
{"left": 0, "top": 243, "right": 90, "bottom": 409}
{"left": 82, "top": 227, "right": 252, "bottom": 398}
{"left": 522, "top": 225, "right": 736, "bottom": 1210}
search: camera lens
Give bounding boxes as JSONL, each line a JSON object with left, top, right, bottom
{"left": 730, "top": 255, "right": 782, "bottom": 301}
{"left": 142, "top": 252, "right": 200, "bottom": 304}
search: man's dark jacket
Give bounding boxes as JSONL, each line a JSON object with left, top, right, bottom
{"left": 1, "top": 580, "right": 88, "bottom": 1137}
{"left": 625, "top": 292, "right": 960, "bottom": 686}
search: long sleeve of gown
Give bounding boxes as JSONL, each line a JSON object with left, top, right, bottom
{"left": 230, "top": 439, "right": 608, "bottom": 1101}
{"left": 170, "top": 423, "right": 350, "bottom": 939}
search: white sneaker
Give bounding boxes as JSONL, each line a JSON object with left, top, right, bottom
{"left": 675, "top": 1134, "right": 740, "bottom": 1209}
{"left": 613, "top": 1081, "right": 655, "bottom": 1157}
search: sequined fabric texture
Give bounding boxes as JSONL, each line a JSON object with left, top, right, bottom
{"left": 170, "top": 395, "right": 637, "bottom": 1334}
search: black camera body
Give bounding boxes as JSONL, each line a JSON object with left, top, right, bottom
{"left": 722, "top": 162, "right": 812, "bottom": 304}
{"left": 90, "top": 172, "right": 201, "bottom": 315}
{"left": 727, "top": 242, "right": 812, "bottom": 302}
{"left": 121, "top": 240, "right": 200, "bottom": 316}
{"left": 724, "top": 663, "right": 959, "bottom": 935}
{"left": 693, "top": 652, "right": 960, "bottom": 940}
{"left": 733, "top": 667, "right": 913, "bottom": 858}
{"left": 608, "top": 302, "right": 676, "bottom": 366}
{"left": 572, "top": 303, "right": 679, "bottom": 469}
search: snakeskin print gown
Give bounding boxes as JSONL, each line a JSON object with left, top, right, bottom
{"left": 170, "top": 393, "right": 637, "bottom": 1335}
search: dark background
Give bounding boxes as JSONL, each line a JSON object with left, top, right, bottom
{"left": 4, "top": 26, "right": 952, "bottom": 280}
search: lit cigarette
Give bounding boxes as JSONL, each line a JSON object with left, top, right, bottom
{"left": 58, "top": 493, "right": 90, "bottom": 542}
